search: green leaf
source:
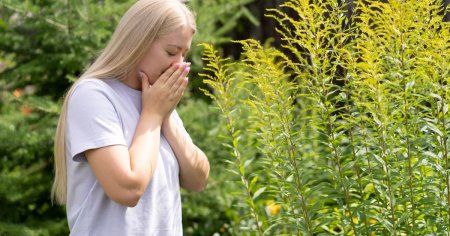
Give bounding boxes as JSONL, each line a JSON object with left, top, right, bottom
{"left": 252, "top": 187, "right": 266, "bottom": 201}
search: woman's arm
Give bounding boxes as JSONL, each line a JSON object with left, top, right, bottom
{"left": 162, "top": 115, "right": 210, "bottom": 192}
{"left": 85, "top": 113, "right": 162, "bottom": 207}
{"left": 85, "top": 64, "right": 189, "bottom": 207}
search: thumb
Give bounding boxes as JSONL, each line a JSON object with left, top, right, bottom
{"left": 140, "top": 71, "right": 150, "bottom": 90}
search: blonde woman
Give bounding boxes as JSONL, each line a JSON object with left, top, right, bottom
{"left": 51, "top": 0, "right": 210, "bottom": 235}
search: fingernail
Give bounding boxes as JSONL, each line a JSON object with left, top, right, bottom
{"left": 184, "top": 67, "right": 190, "bottom": 74}
{"left": 174, "top": 63, "right": 180, "bottom": 68}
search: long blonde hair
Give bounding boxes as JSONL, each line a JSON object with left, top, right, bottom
{"left": 52, "top": 0, "right": 196, "bottom": 205}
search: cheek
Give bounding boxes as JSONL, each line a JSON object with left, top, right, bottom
{"left": 158, "top": 59, "right": 175, "bottom": 75}
{"left": 138, "top": 63, "right": 156, "bottom": 84}
{"left": 139, "top": 51, "right": 173, "bottom": 80}
{"left": 141, "top": 64, "right": 167, "bottom": 84}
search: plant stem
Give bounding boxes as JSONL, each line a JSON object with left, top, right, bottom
{"left": 400, "top": 32, "right": 416, "bottom": 234}
{"left": 263, "top": 97, "right": 302, "bottom": 235}
{"left": 318, "top": 72, "right": 358, "bottom": 235}
{"left": 375, "top": 96, "right": 397, "bottom": 234}
{"left": 438, "top": 82, "right": 450, "bottom": 228}
{"left": 280, "top": 106, "right": 314, "bottom": 236}
{"left": 284, "top": 132, "right": 314, "bottom": 236}
{"left": 264, "top": 109, "right": 301, "bottom": 235}
{"left": 225, "top": 113, "right": 264, "bottom": 236}
{"left": 346, "top": 100, "right": 370, "bottom": 236}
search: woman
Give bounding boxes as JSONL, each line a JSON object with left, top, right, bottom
{"left": 51, "top": 0, "right": 210, "bottom": 235}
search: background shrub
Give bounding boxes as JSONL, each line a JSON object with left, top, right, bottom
{"left": 201, "top": 0, "right": 450, "bottom": 235}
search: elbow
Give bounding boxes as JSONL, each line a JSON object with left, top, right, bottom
{"left": 107, "top": 187, "right": 145, "bottom": 207}
{"left": 183, "top": 179, "right": 208, "bottom": 192}
{"left": 118, "top": 195, "right": 140, "bottom": 207}
{"left": 182, "top": 171, "right": 209, "bottom": 192}
{"left": 117, "top": 200, "right": 139, "bottom": 208}
{"left": 197, "top": 170, "right": 210, "bottom": 192}
{"left": 195, "top": 180, "right": 208, "bottom": 192}
{"left": 108, "top": 173, "right": 154, "bottom": 207}
{"left": 194, "top": 162, "right": 210, "bottom": 192}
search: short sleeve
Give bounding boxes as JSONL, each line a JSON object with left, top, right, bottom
{"left": 66, "top": 79, "right": 126, "bottom": 162}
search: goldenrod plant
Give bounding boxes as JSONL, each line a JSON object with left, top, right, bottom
{"left": 200, "top": 43, "right": 266, "bottom": 235}
{"left": 201, "top": 0, "right": 450, "bottom": 235}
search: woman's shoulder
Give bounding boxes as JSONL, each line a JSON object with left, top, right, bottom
{"left": 67, "top": 78, "right": 121, "bottom": 114}
{"left": 67, "top": 79, "right": 118, "bottom": 106}
{"left": 68, "top": 78, "right": 139, "bottom": 108}
{"left": 71, "top": 78, "right": 116, "bottom": 96}
{"left": 74, "top": 78, "right": 110, "bottom": 89}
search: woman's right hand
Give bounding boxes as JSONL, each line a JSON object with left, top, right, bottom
{"left": 139, "top": 63, "right": 189, "bottom": 121}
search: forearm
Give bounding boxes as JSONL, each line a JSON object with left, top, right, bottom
{"left": 128, "top": 113, "right": 163, "bottom": 195}
{"left": 163, "top": 117, "right": 210, "bottom": 191}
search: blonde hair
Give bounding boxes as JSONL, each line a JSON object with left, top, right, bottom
{"left": 52, "top": 0, "right": 196, "bottom": 205}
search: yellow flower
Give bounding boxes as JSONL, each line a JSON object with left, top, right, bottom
{"left": 265, "top": 200, "right": 281, "bottom": 216}
{"left": 364, "top": 183, "right": 375, "bottom": 193}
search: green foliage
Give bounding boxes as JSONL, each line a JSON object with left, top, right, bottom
{"left": 0, "top": 0, "right": 131, "bottom": 98}
{"left": 184, "top": 0, "right": 259, "bottom": 99}
{"left": 201, "top": 0, "right": 450, "bottom": 235}
{"left": 0, "top": 87, "right": 68, "bottom": 234}
{"left": 0, "top": 1, "right": 134, "bottom": 233}
{"left": 190, "top": 0, "right": 258, "bottom": 46}
{"left": 200, "top": 42, "right": 271, "bottom": 234}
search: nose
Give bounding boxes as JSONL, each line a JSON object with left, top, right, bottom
{"left": 171, "top": 55, "right": 184, "bottom": 66}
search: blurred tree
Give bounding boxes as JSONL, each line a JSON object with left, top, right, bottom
{"left": 0, "top": 1, "right": 134, "bottom": 234}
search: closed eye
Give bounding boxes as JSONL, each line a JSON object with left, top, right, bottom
{"left": 166, "top": 45, "right": 190, "bottom": 58}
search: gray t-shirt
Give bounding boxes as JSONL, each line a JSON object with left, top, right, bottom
{"left": 66, "top": 78, "right": 187, "bottom": 236}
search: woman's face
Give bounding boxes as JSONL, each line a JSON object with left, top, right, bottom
{"left": 139, "top": 26, "right": 194, "bottom": 85}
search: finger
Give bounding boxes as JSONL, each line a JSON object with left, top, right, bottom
{"left": 165, "top": 64, "right": 186, "bottom": 88}
{"left": 140, "top": 71, "right": 150, "bottom": 90}
{"left": 167, "top": 62, "right": 190, "bottom": 85}
{"left": 182, "top": 66, "right": 190, "bottom": 78}
{"left": 169, "top": 65, "right": 190, "bottom": 89}
{"left": 173, "top": 77, "right": 188, "bottom": 98}
{"left": 159, "top": 63, "right": 181, "bottom": 84}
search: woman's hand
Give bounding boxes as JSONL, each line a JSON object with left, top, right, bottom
{"left": 140, "top": 63, "right": 190, "bottom": 120}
